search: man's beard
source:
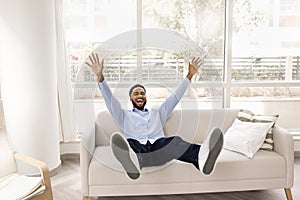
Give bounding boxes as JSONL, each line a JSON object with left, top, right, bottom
{"left": 132, "top": 100, "right": 147, "bottom": 111}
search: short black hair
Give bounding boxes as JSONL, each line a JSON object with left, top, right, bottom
{"left": 129, "top": 84, "right": 146, "bottom": 96}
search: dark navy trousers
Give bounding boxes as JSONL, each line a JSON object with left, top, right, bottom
{"left": 127, "top": 136, "right": 200, "bottom": 170}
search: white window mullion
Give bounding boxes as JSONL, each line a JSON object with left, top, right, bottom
{"left": 136, "top": 0, "right": 142, "bottom": 82}
{"left": 223, "top": 0, "right": 234, "bottom": 108}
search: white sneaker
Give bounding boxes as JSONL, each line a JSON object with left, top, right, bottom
{"left": 198, "top": 128, "right": 224, "bottom": 175}
{"left": 110, "top": 132, "right": 141, "bottom": 180}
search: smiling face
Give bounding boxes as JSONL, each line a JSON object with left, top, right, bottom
{"left": 130, "top": 87, "right": 147, "bottom": 111}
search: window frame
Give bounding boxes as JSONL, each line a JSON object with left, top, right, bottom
{"left": 69, "top": 0, "right": 300, "bottom": 109}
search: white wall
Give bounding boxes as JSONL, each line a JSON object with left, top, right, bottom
{"left": 0, "top": 0, "right": 61, "bottom": 174}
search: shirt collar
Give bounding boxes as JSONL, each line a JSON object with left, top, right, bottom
{"left": 132, "top": 108, "right": 148, "bottom": 112}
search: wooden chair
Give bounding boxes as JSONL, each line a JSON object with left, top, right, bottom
{"left": 0, "top": 133, "right": 53, "bottom": 200}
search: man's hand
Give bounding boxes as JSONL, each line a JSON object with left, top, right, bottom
{"left": 85, "top": 53, "right": 105, "bottom": 82}
{"left": 186, "top": 57, "right": 203, "bottom": 80}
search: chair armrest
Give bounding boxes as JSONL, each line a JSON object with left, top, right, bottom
{"left": 80, "top": 130, "right": 95, "bottom": 196}
{"left": 14, "top": 152, "right": 53, "bottom": 198}
{"left": 273, "top": 125, "right": 294, "bottom": 187}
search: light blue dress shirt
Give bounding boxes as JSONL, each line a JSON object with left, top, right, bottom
{"left": 98, "top": 78, "right": 191, "bottom": 144}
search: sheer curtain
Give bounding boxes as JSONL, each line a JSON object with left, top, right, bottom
{"left": 54, "top": 0, "right": 77, "bottom": 142}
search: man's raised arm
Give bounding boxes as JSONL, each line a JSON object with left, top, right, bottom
{"left": 159, "top": 57, "right": 203, "bottom": 121}
{"left": 85, "top": 53, "right": 125, "bottom": 129}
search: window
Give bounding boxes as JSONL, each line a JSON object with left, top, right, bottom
{"left": 64, "top": 0, "right": 225, "bottom": 110}
{"left": 63, "top": 0, "right": 300, "bottom": 131}
{"left": 231, "top": 0, "right": 300, "bottom": 131}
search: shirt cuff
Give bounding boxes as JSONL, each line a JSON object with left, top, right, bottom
{"left": 97, "top": 79, "right": 108, "bottom": 91}
{"left": 184, "top": 77, "right": 192, "bottom": 84}
{"left": 98, "top": 79, "right": 107, "bottom": 84}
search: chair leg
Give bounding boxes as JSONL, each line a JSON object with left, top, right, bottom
{"left": 284, "top": 188, "right": 293, "bottom": 200}
{"left": 83, "top": 196, "right": 89, "bottom": 200}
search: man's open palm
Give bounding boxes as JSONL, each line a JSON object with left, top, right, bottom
{"left": 85, "top": 53, "right": 104, "bottom": 81}
{"left": 186, "top": 57, "right": 203, "bottom": 80}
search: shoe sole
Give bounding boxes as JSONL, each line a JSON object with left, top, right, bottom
{"left": 111, "top": 133, "right": 140, "bottom": 180}
{"left": 203, "top": 128, "right": 224, "bottom": 175}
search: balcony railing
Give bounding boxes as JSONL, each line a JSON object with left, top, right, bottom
{"left": 71, "top": 56, "right": 300, "bottom": 100}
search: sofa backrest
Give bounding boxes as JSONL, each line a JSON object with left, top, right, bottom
{"left": 95, "top": 109, "right": 240, "bottom": 146}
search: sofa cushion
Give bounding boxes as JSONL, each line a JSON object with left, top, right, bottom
{"left": 89, "top": 146, "right": 191, "bottom": 185}
{"left": 95, "top": 112, "right": 121, "bottom": 146}
{"left": 95, "top": 109, "right": 240, "bottom": 146}
{"left": 190, "top": 149, "right": 285, "bottom": 182}
{"left": 236, "top": 109, "right": 279, "bottom": 151}
{"left": 89, "top": 147, "right": 285, "bottom": 185}
{"left": 224, "top": 118, "right": 274, "bottom": 158}
{"left": 163, "top": 109, "right": 240, "bottom": 143}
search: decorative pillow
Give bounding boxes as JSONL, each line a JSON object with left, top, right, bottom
{"left": 237, "top": 109, "right": 279, "bottom": 151}
{"left": 224, "top": 118, "right": 274, "bottom": 158}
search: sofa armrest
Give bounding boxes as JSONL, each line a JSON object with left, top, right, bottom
{"left": 273, "top": 125, "right": 294, "bottom": 187}
{"left": 80, "top": 130, "right": 95, "bottom": 196}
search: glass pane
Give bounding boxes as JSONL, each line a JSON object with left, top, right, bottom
{"left": 140, "top": 49, "right": 185, "bottom": 82}
{"left": 230, "top": 86, "right": 300, "bottom": 130}
{"left": 64, "top": 0, "right": 136, "bottom": 42}
{"left": 63, "top": 0, "right": 136, "bottom": 100}
{"left": 142, "top": 0, "right": 225, "bottom": 82}
{"left": 141, "top": 0, "right": 225, "bottom": 109}
{"left": 232, "top": 0, "right": 300, "bottom": 81}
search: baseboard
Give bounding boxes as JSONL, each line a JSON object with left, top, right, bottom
{"left": 60, "top": 141, "right": 80, "bottom": 162}
{"left": 61, "top": 153, "right": 80, "bottom": 160}
{"left": 50, "top": 162, "right": 62, "bottom": 177}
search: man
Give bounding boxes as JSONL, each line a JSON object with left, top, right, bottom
{"left": 86, "top": 53, "right": 223, "bottom": 180}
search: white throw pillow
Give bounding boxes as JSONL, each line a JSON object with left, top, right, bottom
{"left": 224, "top": 118, "right": 274, "bottom": 158}
{"left": 237, "top": 109, "right": 279, "bottom": 151}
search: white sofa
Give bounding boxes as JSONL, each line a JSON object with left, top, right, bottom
{"left": 80, "top": 109, "right": 294, "bottom": 200}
